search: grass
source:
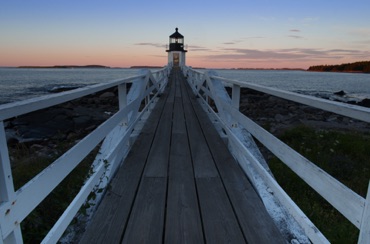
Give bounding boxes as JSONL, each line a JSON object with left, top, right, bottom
{"left": 9, "top": 136, "right": 98, "bottom": 243}
{"left": 268, "top": 125, "right": 370, "bottom": 243}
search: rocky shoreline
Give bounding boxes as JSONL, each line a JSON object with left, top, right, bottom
{"left": 4, "top": 87, "right": 370, "bottom": 166}
{"left": 5, "top": 87, "right": 119, "bottom": 166}
{"left": 238, "top": 88, "right": 370, "bottom": 136}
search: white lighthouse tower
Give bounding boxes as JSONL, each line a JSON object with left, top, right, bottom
{"left": 166, "top": 28, "right": 187, "bottom": 67}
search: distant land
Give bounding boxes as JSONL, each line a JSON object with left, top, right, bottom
{"left": 18, "top": 65, "right": 110, "bottom": 69}
{"left": 308, "top": 61, "right": 370, "bottom": 73}
{"left": 130, "top": 66, "right": 163, "bottom": 69}
{"left": 183, "top": 67, "right": 305, "bottom": 70}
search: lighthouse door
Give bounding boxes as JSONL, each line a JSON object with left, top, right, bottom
{"left": 173, "top": 53, "right": 180, "bottom": 66}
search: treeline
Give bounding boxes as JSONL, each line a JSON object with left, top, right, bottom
{"left": 308, "top": 61, "right": 370, "bottom": 73}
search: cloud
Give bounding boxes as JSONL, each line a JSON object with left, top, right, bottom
{"left": 302, "top": 17, "right": 319, "bottom": 24}
{"left": 202, "top": 48, "right": 370, "bottom": 62}
{"left": 247, "top": 36, "right": 265, "bottom": 39}
{"left": 222, "top": 39, "right": 244, "bottom": 45}
{"left": 221, "top": 37, "right": 265, "bottom": 46}
{"left": 188, "top": 45, "right": 212, "bottom": 51}
{"left": 289, "top": 29, "right": 301, "bottom": 32}
{"left": 349, "top": 28, "right": 370, "bottom": 37}
{"left": 288, "top": 35, "right": 303, "bottom": 39}
{"left": 134, "top": 42, "right": 165, "bottom": 48}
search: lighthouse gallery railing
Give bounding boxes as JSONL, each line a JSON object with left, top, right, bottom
{"left": 0, "top": 67, "right": 170, "bottom": 243}
{"left": 182, "top": 66, "right": 370, "bottom": 244}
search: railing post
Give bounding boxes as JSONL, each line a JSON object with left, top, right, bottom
{"left": 0, "top": 122, "right": 14, "bottom": 204}
{"left": 359, "top": 181, "right": 370, "bottom": 243}
{"left": 205, "top": 82, "right": 210, "bottom": 105}
{"left": 118, "top": 83, "right": 127, "bottom": 125}
{"left": 231, "top": 84, "right": 241, "bottom": 127}
{"left": 0, "top": 121, "right": 23, "bottom": 243}
{"left": 232, "top": 84, "right": 241, "bottom": 111}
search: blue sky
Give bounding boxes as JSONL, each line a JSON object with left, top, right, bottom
{"left": 1, "top": 0, "right": 370, "bottom": 68}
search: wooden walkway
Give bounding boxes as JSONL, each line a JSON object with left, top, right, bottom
{"left": 80, "top": 68, "right": 285, "bottom": 243}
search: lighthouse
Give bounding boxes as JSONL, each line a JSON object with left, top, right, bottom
{"left": 166, "top": 28, "right": 187, "bottom": 67}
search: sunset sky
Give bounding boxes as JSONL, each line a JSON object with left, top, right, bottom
{"left": 1, "top": 0, "right": 370, "bottom": 69}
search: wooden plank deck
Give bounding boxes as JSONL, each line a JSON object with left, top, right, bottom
{"left": 80, "top": 67, "right": 285, "bottom": 244}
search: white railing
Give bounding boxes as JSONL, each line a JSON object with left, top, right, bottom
{"left": 182, "top": 66, "right": 370, "bottom": 244}
{"left": 0, "top": 66, "right": 170, "bottom": 243}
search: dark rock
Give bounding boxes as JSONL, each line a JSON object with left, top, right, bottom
{"left": 274, "top": 114, "right": 285, "bottom": 122}
{"left": 49, "top": 86, "right": 81, "bottom": 93}
{"left": 30, "top": 144, "right": 44, "bottom": 150}
{"left": 334, "top": 90, "right": 346, "bottom": 96}
{"left": 358, "top": 98, "right": 370, "bottom": 108}
{"left": 73, "top": 116, "right": 92, "bottom": 128}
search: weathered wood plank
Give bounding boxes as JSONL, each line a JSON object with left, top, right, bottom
{"left": 121, "top": 177, "right": 167, "bottom": 244}
{"left": 80, "top": 134, "right": 157, "bottom": 243}
{"left": 172, "top": 97, "right": 185, "bottom": 134}
{"left": 119, "top": 74, "right": 176, "bottom": 242}
{"left": 144, "top": 72, "right": 174, "bottom": 177}
{"left": 143, "top": 100, "right": 173, "bottom": 177}
{"left": 190, "top": 90, "right": 285, "bottom": 243}
{"left": 165, "top": 68, "right": 176, "bottom": 103}
{"left": 82, "top": 68, "right": 288, "bottom": 244}
{"left": 165, "top": 133, "right": 204, "bottom": 243}
{"left": 196, "top": 177, "right": 246, "bottom": 243}
{"left": 80, "top": 81, "right": 170, "bottom": 244}
{"left": 176, "top": 73, "right": 246, "bottom": 242}
{"left": 180, "top": 76, "right": 218, "bottom": 179}
{"left": 165, "top": 76, "right": 204, "bottom": 242}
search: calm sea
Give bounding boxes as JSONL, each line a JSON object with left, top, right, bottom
{"left": 214, "top": 69, "right": 370, "bottom": 102}
{"left": 1, "top": 67, "right": 370, "bottom": 105}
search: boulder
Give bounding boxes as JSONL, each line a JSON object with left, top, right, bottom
{"left": 358, "top": 98, "right": 370, "bottom": 108}
{"left": 334, "top": 90, "right": 346, "bottom": 96}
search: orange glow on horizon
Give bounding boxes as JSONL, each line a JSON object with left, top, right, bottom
{"left": 0, "top": 46, "right": 359, "bottom": 70}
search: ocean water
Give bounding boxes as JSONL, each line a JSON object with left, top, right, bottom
{"left": 215, "top": 69, "right": 370, "bottom": 102}
{"left": 1, "top": 67, "right": 370, "bottom": 105}
{"left": 0, "top": 68, "right": 140, "bottom": 104}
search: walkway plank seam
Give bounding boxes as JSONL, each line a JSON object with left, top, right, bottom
{"left": 80, "top": 71, "right": 173, "bottom": 244}
{"left": 80, "top": 68, "right": 285, "bottom": 244}
{"left": 182, "top": 75, "right": 285, "bottom": 243}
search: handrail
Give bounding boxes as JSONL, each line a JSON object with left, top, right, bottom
{"left": 0, "top": 66, "right": 171, "bottom": 243}
{"left": 183, "top": 65, "right": 370, "bottom": 243}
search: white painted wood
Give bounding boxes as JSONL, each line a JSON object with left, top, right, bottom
{"left": 0, "top": 122, "right": 15, "bottom": 202}
{"left": 118, "top": 83, "right": 127, "bottom": 110}
{"left": 208, "top": 91, "right": 365, "bottom": 228}
{"left": 0, "top": 67, "right": 170, "bottom": 242}
{"left": 226, "top": 125, "right": 329, "bottom": 243}
{"left": 2, "top": 227, "right": 23, "bottom": 244}
{"left": 0, "top": 104, "right": 134, "bottom": 237}
{"left": 0, "top": 76, "right": 138, "bottom": 121}
{"left": 214, "top": 75, "right": 370, "bottom": 123}
{"left": 41, "top": 162, "right": 106, "bottom": 244}
{"left": 359, "top": 182, "right": 370, "bottom": 243}
{"left": 185, "top": 66, "right": 369, "bottom": 242}
{"left": 89, "top": 71, "right": 166, "bottom": 193}
{"left": 0, "top": 122, "right": 22, "bottom": 243}
{"left": 232, "top": 84, "right": 240, "bottom": 110}
{"left": 228, "top": 105, "right": 365, "bottom": 228}
{"left": 118, "top": 83, "right": 128, "bottom": 126}
{"left": 195, "top": 96, "right": 328, "bottom": 243}
{"left": 0, "top": 65, "right": 168, "bottom": 121}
